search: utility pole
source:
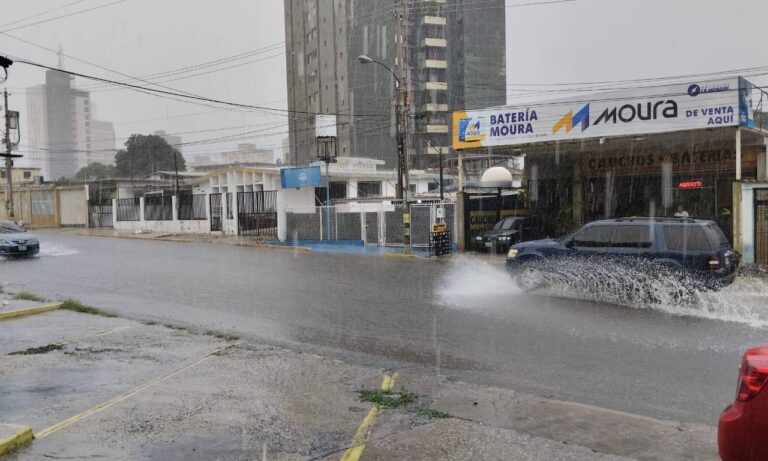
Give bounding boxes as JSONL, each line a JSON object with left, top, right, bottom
{"left": 172, "top": 148, "right": 179, "bottom": 196}
{"left": 394, "top": 0, "right": 411, "bottom": 254}
{"left": 3, "top": 90, "right": 16, "bottom": 220}
{"left": 428, "top": 140, "right": 444, "bottom": 201}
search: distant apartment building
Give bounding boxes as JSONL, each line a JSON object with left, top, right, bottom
{"left": 153, "top": 130, "right": 182, "bottom": 148}
{"left": 283, "top": 0, "right": 506, "bottom": 169}
{"left": 24, "top": 69, "right": 117, "bottom": 180}
{"left": 90, "top": 120, "right": 117, "bottom": 166}
{"left": 187, "top": 144, "right": 276, "bottom": 172}
{"left": 221, "top": 144, "right": 274, "bottom": 164}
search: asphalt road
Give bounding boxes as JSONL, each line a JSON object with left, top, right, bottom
{"left": 3, "top": 230, "right": 767, "bottom": 426}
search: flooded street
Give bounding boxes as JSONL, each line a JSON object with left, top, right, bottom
{"left": 2, "top": 230, "right": 766, "bottom": 425}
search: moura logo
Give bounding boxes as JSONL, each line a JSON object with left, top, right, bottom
{"left": 594, "top": 100, "right": 678, "bottom": 125}
{"left": 552, "top": 104, "right": 590, "bottom": 134}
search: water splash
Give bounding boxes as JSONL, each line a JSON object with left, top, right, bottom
{"left": 533, "top": 258, "right": 768, "bottom": 328}
{"left": 38, "top": 243, "right": 79, "bottom": 257}
{"left": 435, "top": 255, "right": 522, "bottom": 307}
{"left": 435, "top": 254, "right": 768, "bottom": 328}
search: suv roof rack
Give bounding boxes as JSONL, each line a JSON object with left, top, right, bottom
{"left": 614, "top": 216, "right": 698, "bottom": 223}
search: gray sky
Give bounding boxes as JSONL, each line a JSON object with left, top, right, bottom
{"left": 2, "top": 0, "right": 768, "bottom": 164}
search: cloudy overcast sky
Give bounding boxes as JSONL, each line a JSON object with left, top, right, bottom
{"left": 1, "top": 0, "right": 767, "bottom": 164}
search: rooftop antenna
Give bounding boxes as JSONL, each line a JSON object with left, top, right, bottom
{"left": 57, "top": 45, "right": 64, "bottom": 69}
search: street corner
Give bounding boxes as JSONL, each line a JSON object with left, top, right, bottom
{"left": 0, "top": 424, "right": 33, "bottom": 457}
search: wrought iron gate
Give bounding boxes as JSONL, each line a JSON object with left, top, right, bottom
{"left": 88, "top": 199, "right": 113, "bottom": 228}
{"left": 756, "top": 189, "right": 768, "bottom": 265}
{"left": 237, "top": 191, "right": 277, "bottom": 236}
{"left": 210, "top": 193, "right": 222, "bottom": 231}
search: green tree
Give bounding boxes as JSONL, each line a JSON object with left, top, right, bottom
{"left": 73, "top": 162, "right": 117, "bottom": 180}
{"left": 115, "top": 134, "right": 186, "bottom": 178}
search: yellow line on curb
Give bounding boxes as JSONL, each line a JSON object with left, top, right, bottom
{"left": 340, "top": 372, "right": 398, "bottom": 461}
{"left": 0, "top": 303, "right": 63, "bottom": 321}
{"left": 0, "top": 424, "right": 33, "bottom": 456}
{"left": 34, "top": 344, "right": 236, "bottom": 439}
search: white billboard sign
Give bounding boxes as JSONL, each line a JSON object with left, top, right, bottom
{"left": 315, "top": 114, "right": 337, "bottom": 138}
{"left": 453, "top": 77, "right": 755, "bottom": 150}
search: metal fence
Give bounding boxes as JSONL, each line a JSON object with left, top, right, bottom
{"left": 88, "top": 199, "right": 113, "bottom": 228}
{"left": 210, "top": 193, "right": 222, "bottom": 231}
{"left": 178, "top": 194, "right": 207, "bottom": 220}
{"left": 756, "top": 189, "right": 768, "bottom": 266}
{"left": 116, "top": 197, "right": 140, "bottom": 221}
{"left": 144, "top": 195, "right": 173, "bottom": 221}
{"left": 237, "top": 190, "right": 277, "bottom": 236}
{"left": 285, "top": 200, "right": 455, "bottom": 247}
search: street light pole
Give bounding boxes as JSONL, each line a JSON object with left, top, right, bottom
{"left": 357, "top": 3, "right": 411, "bottom": 254}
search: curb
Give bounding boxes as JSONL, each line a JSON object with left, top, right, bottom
{"left": 383, "top": 252, "right": 420, "bottom": 260}
{"left": 236, "top": 243, "right": 312, "bottom": 253}
{"left": 0, "top": 303, "right": 63, "bottom": 321}
{"left": 75, "top": 231, "right": 436, "bottom": 259}
{"left": 0, "top": 424, "right": 33, "bottom": 456}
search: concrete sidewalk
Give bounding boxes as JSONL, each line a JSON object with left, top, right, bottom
{"left": 364, "top": 373, "right": 717, "bottom": 460}
{"left": 0, "top": 303, "right": 719, "bottom": 460}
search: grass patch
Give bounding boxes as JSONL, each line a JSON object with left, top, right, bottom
{"left": 60, "top": 299, "right": 117, "bottom": 318}
{"left": 12, "top": 291, "right": 46, "bottom": 302}
{"left": 417, "top": 408, "right": 451, "bottom": 419}
{"left": 9, "top": 343, "right": 63, "bottom": 355}
{"left": 357, "top": 387, "right": 418, "bottom": 409}
{"left": 206, "top": 330, "right": 239, "bottom": 341}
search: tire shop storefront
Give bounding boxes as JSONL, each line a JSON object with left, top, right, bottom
{"left": 452, "top": 77, "right": 768, "bottom": 263}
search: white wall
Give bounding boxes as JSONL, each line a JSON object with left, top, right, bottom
{"left": 739, "top": 183, "right": 767, "bottom": 264}
{"left": 59, "top": 188, "right": 87, "bottom": 226}
{"left": 112, "top": 197, "right": 211, "bottom": 234}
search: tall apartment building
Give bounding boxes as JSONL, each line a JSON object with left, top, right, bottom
{"left": 283, "top": 0, "right": 506, "bottom": 169}
{"left": 24, "top": 69, "right": 117, "bottom": 180}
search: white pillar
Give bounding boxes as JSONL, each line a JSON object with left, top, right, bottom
{"left": 205, "top": 193, "right": 212, "bottom": 233}
{"left": 277, "top": 190, "right": 287, "bottom": 242}
{"left": 736, "top": 128, "right": 742, "bottom": 181}
{"left": 172, "top": 195, "right": 179, "bottom": 221}
{"left": 111, "top": 198, "right": 117, "bottom": 227}
{"left": 139, "top": 197, "right": 145, "bottom": 222}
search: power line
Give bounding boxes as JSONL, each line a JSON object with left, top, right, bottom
{"left": 0, "top": 0, "right": 131, "bottom": 33}
{"left": 76, "top": 42, "right": 286, "bottom": 91}
{"left": 1, "top": 0, "right": 90, "bottom": 28}
{"left": 11, "top": 57, "right": 389, "bottom": 119}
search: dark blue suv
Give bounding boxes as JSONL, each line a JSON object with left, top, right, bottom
{"left": 506, "top": 217, "right": 739, "bottom": 292}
